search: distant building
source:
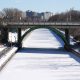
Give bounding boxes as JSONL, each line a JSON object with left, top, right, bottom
{"left": 41, "top": 12, "right": 53, "bottom": 21}
{"left": 26, "top": 10, "right": 53, "bottom": 22}
{"left": 26, "top": 10, "right": 41, "bottom": 22}
{"left": 26, "top": 10, "right": 37, "bottom": 17}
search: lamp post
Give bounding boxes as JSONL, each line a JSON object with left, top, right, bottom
{"left": 70, "top": 9, "right": 72, "bottom": 22}
{"left": 69, "top": 8, "right": 74, "bottom": 22}
{"left": 67, "top": 10, "right": 69, "bottom": 22}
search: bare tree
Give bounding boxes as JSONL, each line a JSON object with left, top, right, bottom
{"left": 0, "top": 11, "right": 4, "bottom": 22}
{"left": 2, "top": 8, "right": 22, "bottom": 22}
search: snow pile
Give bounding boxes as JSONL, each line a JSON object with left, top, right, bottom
{"left": 8, "top": 29, "right": 30, "bottom": 43}
{"left": 8, "top": 32, "right": 17, "bottom": 43}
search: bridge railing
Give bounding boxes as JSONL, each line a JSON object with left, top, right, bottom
{"left": 0, "top": 21, "right": 80, "bottom": 28}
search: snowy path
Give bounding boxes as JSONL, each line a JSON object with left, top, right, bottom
{"left": 0, "top": 28, "right": 80, "bottom": 80}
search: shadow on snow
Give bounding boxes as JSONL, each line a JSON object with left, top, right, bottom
{"left": 18, "top": 47, "right": 80, "bottom": 63}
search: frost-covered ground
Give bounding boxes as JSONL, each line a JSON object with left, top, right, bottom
{"left": 0, "top": 28, "right": 80, "bottom": 80}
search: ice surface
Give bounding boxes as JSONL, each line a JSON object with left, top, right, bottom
{"left": 0, "top": 28, "right": 80, "bottom": 80}
{"left": 0, "top": 49, "right": 80, "bottom": 80}
{"left": 22, "top": 28, "right": 64, "bottom": 48}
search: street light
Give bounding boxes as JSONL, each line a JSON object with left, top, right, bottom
{"left": 70, "top": 9, "right": 72, "bottom": 22}
{"left": 66, "top": 10, "right": 69, "bottom": 22}
{"left": 69, "top": 8, "right": 74, "bottom": 22}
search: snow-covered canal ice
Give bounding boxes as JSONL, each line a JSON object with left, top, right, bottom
{"left": 22, "top": 28, "right": 64, "bottom": 48}
{"left": 0, "top": 28, "right": 80, "bottom": 80}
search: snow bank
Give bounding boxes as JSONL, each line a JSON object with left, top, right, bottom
{"left": 0, "top": 47, "right": 18, "bottom": 70}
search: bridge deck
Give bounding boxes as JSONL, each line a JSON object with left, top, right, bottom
{"left": 1, "top": 22, "right": 80, "bottom": 28}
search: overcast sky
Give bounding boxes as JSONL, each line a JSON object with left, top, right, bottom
{"left": 0, "top": 0, "right": 80, "bottom": 13}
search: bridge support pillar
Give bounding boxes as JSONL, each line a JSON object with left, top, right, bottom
{"left": 17, "top": 28, "right": 22, "bottom": 49}
{"left": 65, "top": 28, "right": 70, "bottom": 45}
{"left": 1, "top": 27, "right": 8, "bottom": 43}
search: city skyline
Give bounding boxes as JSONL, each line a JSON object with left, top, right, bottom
{"left": 0, "top": 0, "right": 80, "bottom": 13}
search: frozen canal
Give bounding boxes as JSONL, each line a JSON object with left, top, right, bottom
{"left": 22, "top": 28, "right": 64, "bottom": 48}
{"left": 0, "top": 28, "right": 80, "bottom": 80}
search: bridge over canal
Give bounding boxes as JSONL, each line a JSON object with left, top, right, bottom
{"left": 0, "top": 28, "right": 80, "bottom": 80}
{"left": 0, "top": 22, "right": 80, "bottom": 48}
